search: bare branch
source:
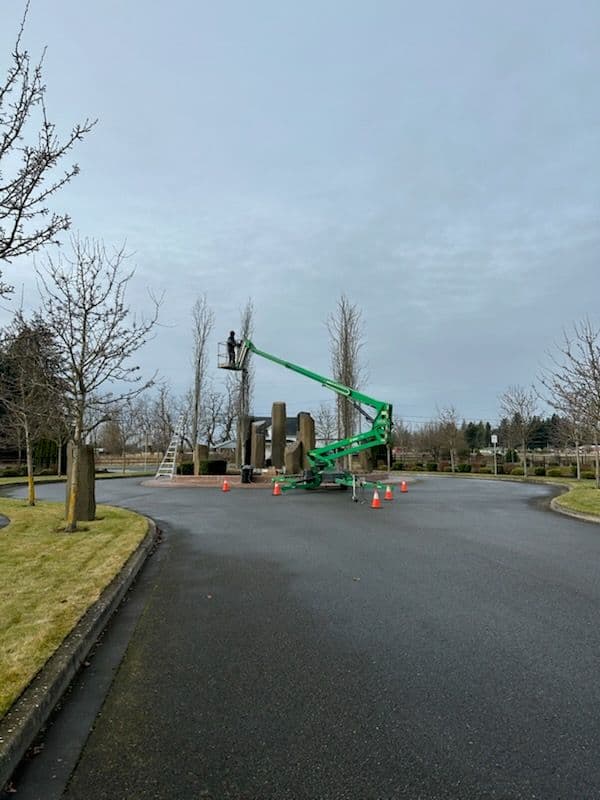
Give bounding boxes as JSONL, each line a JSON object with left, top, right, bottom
{"left": 0, "top": 6, "right": 96, "bottom": 281}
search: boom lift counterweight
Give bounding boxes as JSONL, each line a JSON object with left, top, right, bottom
{"left": 220, "top": 339, "right": 393, "bottom": 492}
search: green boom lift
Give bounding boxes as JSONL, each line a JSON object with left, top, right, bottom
{"left": 222, "top": 339, "right": 393, "bottom": 492}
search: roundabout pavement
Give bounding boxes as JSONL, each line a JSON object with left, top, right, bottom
{"left": 3, "top": 476, "right": 600, "bottom": 799}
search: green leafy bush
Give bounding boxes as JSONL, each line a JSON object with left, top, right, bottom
{"left": 391, "top": 462, "right": 404, "bottom": 470}
{"left": 456, "top": 464, "right": 471, "bottom": 473}
{"left": 581, "top": 470, "right": 596, "bottom": 480}
{"left": 510, "top": 466, "right": 524, "bottom": 476}
{"left": 547, "top": 468, "right": 562, "bottom": 477}
{"left": 0, "top": 466, "right": 27, "bottom": 477}
{"left": 478, "top": 467, "right": 492, "bottom": 474}
{"left": 426, "top": 462, "right": 438, "bottom": 472}
{"left": 534, "top": 467, "right": 546, "bottom": 476}
{"left": 198, "top": 460, "right": 228, "bottom": 475}
{"left": 177, "top": 460, "right": 228, "bottom": 476}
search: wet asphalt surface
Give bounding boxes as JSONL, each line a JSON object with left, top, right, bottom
{"left": 4, "top": 476, "right": 600, "bottom": 799}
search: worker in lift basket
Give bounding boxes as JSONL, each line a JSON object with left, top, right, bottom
{"left": 227, "top": 330, "right": 238, "bottom": 365}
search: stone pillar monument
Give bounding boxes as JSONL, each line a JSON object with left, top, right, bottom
{"left": 284, "top": 440, "right": 303, "bottom": 474}
{"left": 251, "top": 422, "right": 266, "bottom": 468}
{"left": 271, "top": 401, "right": 286, "bottom": 469}
{"left": 297, "top": 412, "right": 315, "bottom": 470}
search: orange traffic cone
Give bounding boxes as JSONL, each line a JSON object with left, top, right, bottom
{"left": 371, "top": 489, "right": 381, "bottom": 509}
{"left": 222, "top": 478, "right": 230, "bottom": 492}
{"left": 384, "top": 485, "right": 393, "bottom": 501}
{"left": 272, "top": 482, "right": 282, "bottom": 496}
{"left": 401, "top": 480, "right": 408, "bottom": 493}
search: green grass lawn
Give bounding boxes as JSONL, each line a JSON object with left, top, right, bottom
{"left": 550, "top": 481, "right": 600, "bottom": 516}
{"left": 0, "top": 498, "right": 148, "bottom": 719}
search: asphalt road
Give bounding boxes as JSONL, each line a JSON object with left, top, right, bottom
{"left": 4, "top": 476, "right": 600, "bottom": 800}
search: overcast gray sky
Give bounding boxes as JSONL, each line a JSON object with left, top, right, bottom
{"left": 1, "top": 0, "right": 599, "bottom": 426}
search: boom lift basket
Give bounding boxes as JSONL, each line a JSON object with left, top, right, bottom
{"left": 217, "top": 340, "right": 249, "bottom": 370}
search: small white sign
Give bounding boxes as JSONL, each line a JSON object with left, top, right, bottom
{"left": 491, "top": 434, "right": 498, "bottom": 445}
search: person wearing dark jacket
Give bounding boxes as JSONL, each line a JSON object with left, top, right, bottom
{"left": 227, "top": 331, "right": 238, "bottom": 365}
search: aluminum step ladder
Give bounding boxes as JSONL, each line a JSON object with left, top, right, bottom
{"left": 155, "top": 416, "right": 184, "bottom": 479}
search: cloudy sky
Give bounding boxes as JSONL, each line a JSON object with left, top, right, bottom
{"left": 1, "top": 1, "right": 598, "bottom": 427}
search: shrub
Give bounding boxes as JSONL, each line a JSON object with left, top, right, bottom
{"left": 478, "top": 467, "right": 492, "bottom": 474}
{"left": 391, "top": 461, "right": 403, "bottom": 471}
{"left": 547, "top": 468, "right": 562, "bottom": 477}
{"left": 200, "top": 460, "right": 226, "bottom": 475}
{"left": 177, "top": 461, "right": 194, "bottom": 475}
{"left": 426, "top": 462, "right": 438, "bottom": 472}
{"left": 456, "top": 463, "right": 471, "bottom": 473}
{"left": 534, "top": 467, "right": 546, "bottom": 476}
{"left": 581, "top": 470, "right": 596, "bottom": 480}
{"left": 0, "top": 466, "right": 27, "bottom": 477}
{"left": 510, "top": 466, "right": 524, "bottom": 476}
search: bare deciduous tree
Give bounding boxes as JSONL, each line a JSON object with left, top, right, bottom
{"left": 190, "top": 295, "right": 214, "bottom": 473}
{"left": 220, "top": 372, "right": 238, "bottom": 446}
{"left": 200, "top": 385, "right": 225, "bottom": 450}
{"left": 37, "top": 236, "right": 160, "bottom": 530}
{"left": 539, "top": 319, "right": 600, "bottom": 486}
{"left": 148, "top": 383, "right": 176, "bottom": 454}
{"left": 392, "top": 419, "right": 414, "bottom": 459}
{"left": 327, "top": 294, "right": 364, "bottom": 468}
{"left": 437, "top": 406, "right": 461, "bottom": 473}
{"left": 109, "top": 398, "right": 143, "bottom": 474}
{"left": 499, "top": 384, "right": 538, "bottom": 477}
{"left": 0, "top": 5, "right": 95, "bottom": 284}
{"left": 236, "top": 299, "right": 254, "bottom": 466}
{"left": 314, "top": 401, "right": 336, "bottom": 445}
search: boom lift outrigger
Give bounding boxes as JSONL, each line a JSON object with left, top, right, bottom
{"left": 223, "top": 339, "right": 393, "bottom": 492}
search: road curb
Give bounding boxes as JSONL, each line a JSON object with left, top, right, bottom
{"left": 550, "top": 496, "right": 600, "bottom": 524}
{"left": 0, "top": 518, "right": 159, "bottom": 791}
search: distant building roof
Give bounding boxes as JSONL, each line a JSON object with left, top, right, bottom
{"left": 252, "top": 416, "right": 299, "bottom": 438}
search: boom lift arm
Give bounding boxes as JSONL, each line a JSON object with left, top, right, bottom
{"left": 236, "top": 340, "right": 393, "bottom": 490}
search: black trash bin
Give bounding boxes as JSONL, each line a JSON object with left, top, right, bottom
{"left": 241, "top": 465, "right": 253, "bottom": 484}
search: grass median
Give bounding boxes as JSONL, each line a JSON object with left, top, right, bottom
{"left": 0, "top": 498, "right": 148, "bottom": 719}
{"left": 548, "top": 480, "right": 600, "bottom": 516}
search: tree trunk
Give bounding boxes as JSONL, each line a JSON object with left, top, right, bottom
{"left": 575, "top": 437, "right": 581, "bottom": 480}
{"left": 65, "top": 440, "right": 96, "bottom": 529}
{"left": 25, "top": 422, "right": 35, "bottom": 506}
{"left": 522, "top": 436, "right": 528, "bottom": 477}
{"left": 56, "top": 439, "right": 63, "bottom": 477}
{"left": 65, "top": 440, "right": 80, "bottom": 531}
{"left": 595, "top": 432, "right": 600, "bottom": 490}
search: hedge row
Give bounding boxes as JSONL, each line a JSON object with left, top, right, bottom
{"left": 177, "top": 460, "right": 228, "bottom": 476}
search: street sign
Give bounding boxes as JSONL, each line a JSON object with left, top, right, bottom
{"left": 491, "top": 434, "right": 498, "bottom": 444}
